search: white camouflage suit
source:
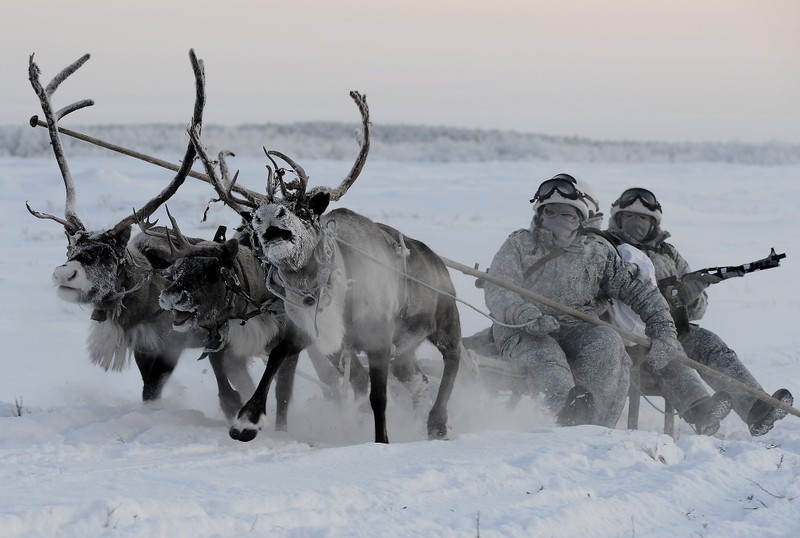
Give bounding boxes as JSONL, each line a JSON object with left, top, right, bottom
{"left": 485, "top": 219, "right": 678, "bottom": 427}
{"left": 607, "top": 222, "right": 765, "bottom": 423}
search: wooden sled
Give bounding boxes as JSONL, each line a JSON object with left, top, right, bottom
{"left": 458, "top": 328, "right": 676, "bottom": 436}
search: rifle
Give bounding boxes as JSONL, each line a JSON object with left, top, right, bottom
{"left": 686, "top": 247, "right": 786, "bottom": 282}
{"left": 658, "top": 248, "right": 786, "bottom": 332}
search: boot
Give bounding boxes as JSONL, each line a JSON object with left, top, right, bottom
{"left": 683, "top": 391, "right": 732, "bottom": 436}
{"left": 747, "top": 388, "right": 793, "bottom": 437}
{"left": 557, "top": 385, "right": 595, "bottom": 427}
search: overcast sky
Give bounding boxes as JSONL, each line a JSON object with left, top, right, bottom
{"left": 3, "top": 0, "right": 799, "bottom": 144}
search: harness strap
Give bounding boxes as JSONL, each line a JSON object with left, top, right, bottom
{"left": 376, "top": 228, "right": 412, "bottom": 315}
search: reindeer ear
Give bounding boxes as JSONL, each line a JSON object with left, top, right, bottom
{"left": 308, "top": 191, "right": 330, "bottom": 216}
{"left": 221, "top": 238, "right": 239, "bottom": 267}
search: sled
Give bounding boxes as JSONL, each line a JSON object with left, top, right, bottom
{"left": 456, "top": 327, "right": 677, "bottom": 436}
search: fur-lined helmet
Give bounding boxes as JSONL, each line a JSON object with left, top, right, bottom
{"left": 609, "top": 187, "right": 662, "bottom": 226}
{"left": 530, "top": 173, "right": 599, "bottom": 222}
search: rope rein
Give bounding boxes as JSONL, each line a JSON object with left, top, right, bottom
{"left": 331, "top": 233, "right": 528, "bottom": 330}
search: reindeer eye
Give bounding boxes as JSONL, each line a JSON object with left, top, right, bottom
{"left": 276, "top": 207, "right": 286, "bottom": 219}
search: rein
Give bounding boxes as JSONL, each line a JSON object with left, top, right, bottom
{"left": 198, "top": 257, "right": 269, "bottom": 353}
{"left": 222, "top": 257, "right": 279, "bottom": 323}
{"left": 331, "top": 233, "right": 530, "bottom": 330}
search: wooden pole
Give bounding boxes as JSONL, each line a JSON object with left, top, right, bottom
{"left": 29, "top": 118, "right": 254, "bottom": 199}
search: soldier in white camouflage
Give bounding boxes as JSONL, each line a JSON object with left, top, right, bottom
{"left": 606, "top": 231, "right": 733, "bottom": 435}
{"left": 483, "top": 174, "right": 680, "bottom": 428}
{"left": 607, "top": 187, "right": 793, "bottom": 436}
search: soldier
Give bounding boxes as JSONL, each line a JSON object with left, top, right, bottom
{"left": 484, "top": 174, "right": 686, "bottom": 428}
{"left": 606, "top": 187, "right": 793, "bottom": 436}
{"left": 606, "top": 238, "right": 733, "bottom": 435}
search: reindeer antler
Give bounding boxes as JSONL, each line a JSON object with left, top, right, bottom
{"left": 109, "top": 49, "right": 207, "bottom": 235}
{"left": 328, "top": 91, "right": 370, "bottom": 201}
{"left": 189, "top": 123, "right": 264, "bottom": 218}
{"left": 28, "top": 50, "right": 208, "bottom": 237}
{"left": 27, "top": 53, "right": 94, "bottom": 234}
{"left": 318, "top": 91, "right": 370, "bottom": 202}
{"left": 264, "top": 149, "right": 287, "bottom": 202}
{"left": 141, "top": 206, "right": 223, "bottom": 262}
{"left": 264, "top": 91, "right": 370, "bottom": 205}
{"left": 264, "top": 149, "right": 310, "bottom": 202}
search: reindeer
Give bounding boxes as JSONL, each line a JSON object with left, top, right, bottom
{"left": 191, "top": 91, "right": 462, "bottom": 443}
{"left": 25, "top": 50, "right": 255, "bottom": 419}
{"left": 152, "top": 206, "right": 373, "bottom": 432}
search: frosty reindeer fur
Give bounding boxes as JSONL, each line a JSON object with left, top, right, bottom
{"left": 25, "top": 50, "right": 255, "bottom": 416}
{"left": 192, "top": 90, "right": 462, "bottom": 444}
{"left": 152, "top": 207, "right": 368, "bottom": 431}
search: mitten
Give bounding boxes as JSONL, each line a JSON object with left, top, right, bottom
{"left": 526, "top": 314, "right": 560, "bottom": 336}
{"left": 678, "top": 275, "right": 708, "bottom": 304}
{"left": 646, "top": 335, "right": 681, "bottom": 370}
{"left": 512, "top": 303, "right": 544, "bottom": 326}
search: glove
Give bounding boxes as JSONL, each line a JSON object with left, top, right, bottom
{"left": 645, "top": 336, "right": 681, "bottom": 370}
{"left": 525, "top": 314, "right": 560, "bottom": 335}
{"left": 512, "top": 303, "right": 543, "bottom": 326}
{"left": 678, "top": 274, "right": 710, "bottom": 304}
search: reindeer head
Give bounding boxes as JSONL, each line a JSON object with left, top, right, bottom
{"left": 154, "top": 213, "right": 241, "bottom": 332}
{"left": 53, "top": 228, "right": 132, "bottom": 304}
{"left": 251, "top": 190, "right": 330, "bottom": 272}
{"left": 27, "top": 51, "right": 206, "bottom": 309}
{"left": 190, "top": 91, "right": 370, "bottom": 273}
{"left": 160, "top": 241, "right": 239, "bottom": 331}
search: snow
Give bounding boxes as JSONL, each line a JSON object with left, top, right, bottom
{"left": 2, "top": 152, "right": 799, "bottom": 537}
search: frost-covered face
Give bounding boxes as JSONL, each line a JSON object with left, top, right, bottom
{"left": 52, "top": 228, "right": 131, "bottom": 304}
{"left": 539, "top": 203, "right": 581, "bottom": 248}
{"left": 250, "top": 193, "right": 329, "bottom": 272}
{"left": 619, "top": 211, "right": 655, "bottom": 243}
{"left": 158, "top": 240, "right": 237, "bottom": 332}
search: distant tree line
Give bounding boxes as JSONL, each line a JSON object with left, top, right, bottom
{"left": 2, "top": 122, "right": 799, "bottom": 165}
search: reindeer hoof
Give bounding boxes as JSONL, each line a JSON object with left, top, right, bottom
{"left": 427, "top": 420, "right": 450, "bottom": 440}
{"left": 229, "top": 426, "right": 258, "bottom": 442}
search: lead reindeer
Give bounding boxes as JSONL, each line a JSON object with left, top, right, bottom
{"left": 26, "top": 50, "right": 254, "bottom": 418}
{"left": 192, "top": 91, "right": 462, "bottom": 443}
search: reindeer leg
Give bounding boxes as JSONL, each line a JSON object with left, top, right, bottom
{"left": 230, "top": 338, "right": 292, "bottom": 442}
{"left": 347, "top": 352, "right": 370, "bottom": 398}
{"left": 134, "top": 351, "right": 177, "bottom": 402}
{"left": 427, "top": 306, "right": 462, "bottom": 440}
{"left": 391, "top": 350, "right": 432, "bottom": 412}
{"left": 207, "top": 350, "right": 243, "bottom": 423}
{"left": 428, "top": 344, "right": 459, "bottom": 439}
{"left": 306, "top": 346, "right": 345, "bottom": 401}
{"left": 274, "top": 352, "right": 299, "bottom": 432}
{"left": 367, "top": 347, "right": 392, "bottom": 444}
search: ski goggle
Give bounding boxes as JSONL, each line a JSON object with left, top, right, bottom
{"left": 613, "top": 187, "right": 661, "bottom": 212}
{"left": 529, "top": 174, "right": 579, "bottom": 204}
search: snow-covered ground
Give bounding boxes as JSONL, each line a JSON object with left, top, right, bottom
{"left": 2, "top": 153, "right": 799, "bottom": 537}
